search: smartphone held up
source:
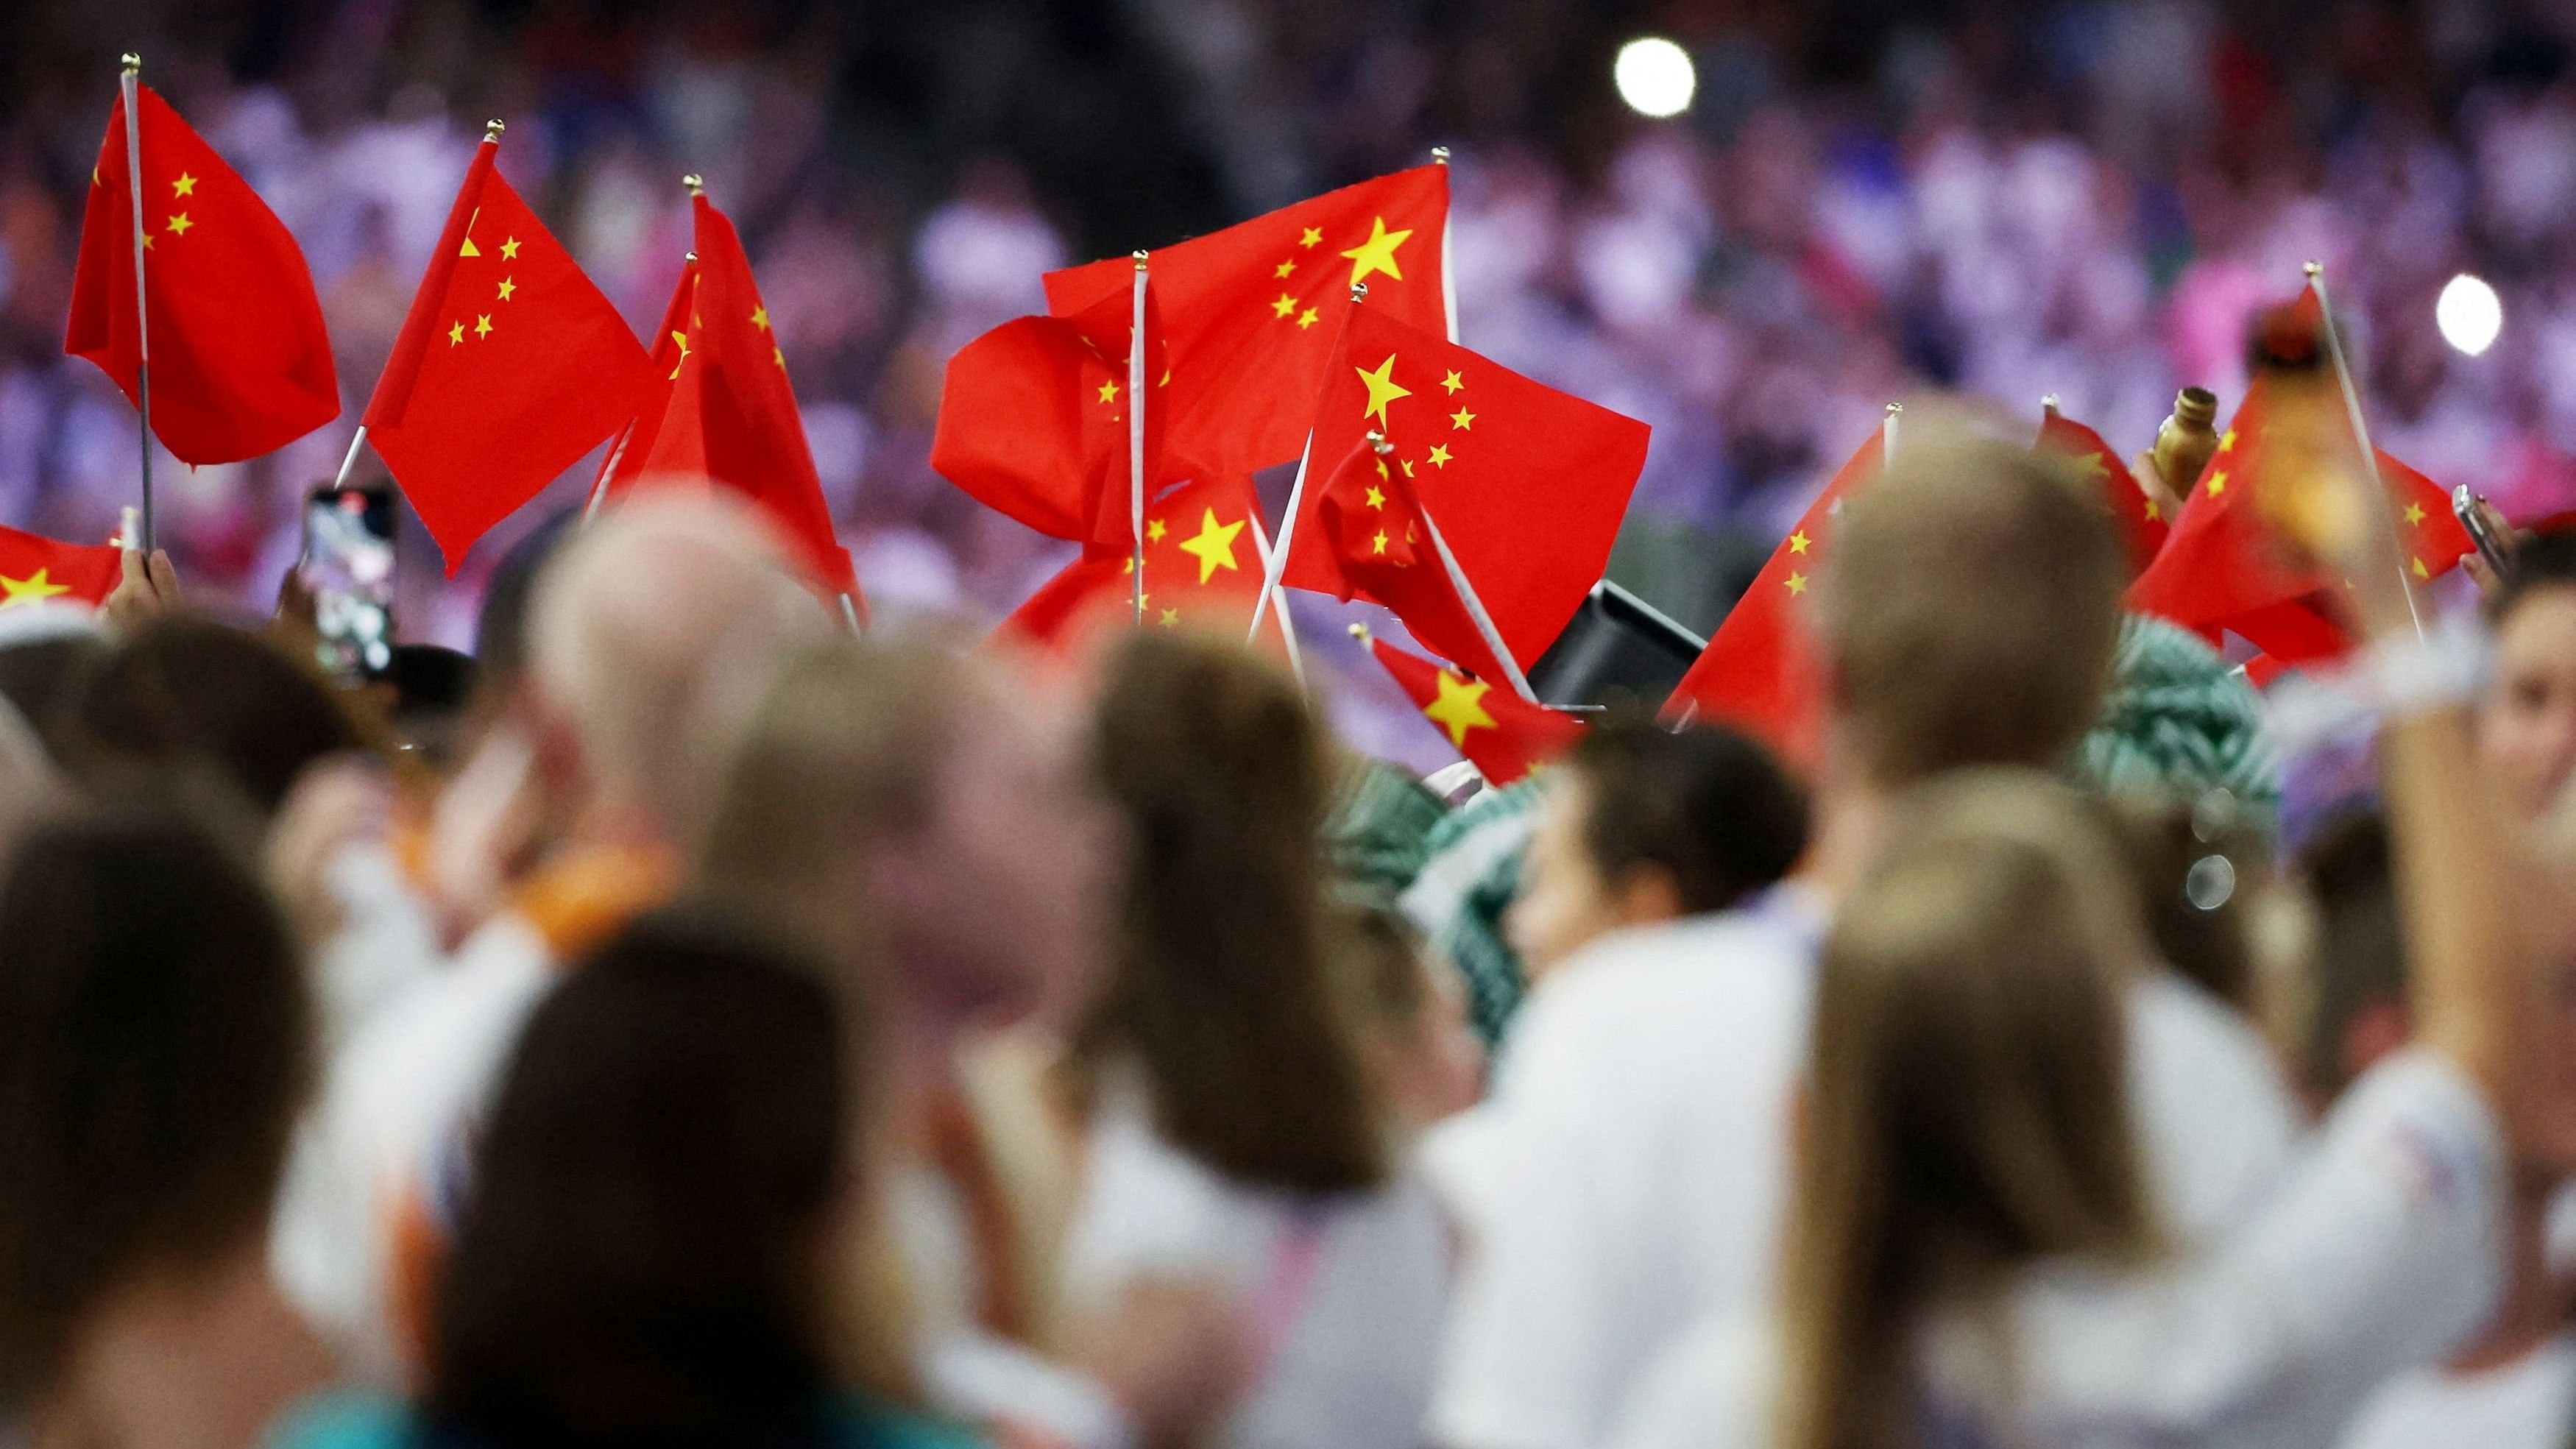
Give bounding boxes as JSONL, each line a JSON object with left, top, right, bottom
{"left": 302, "top": 484, "right": 396, "bottom": 680}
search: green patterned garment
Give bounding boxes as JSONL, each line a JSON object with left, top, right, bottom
{"left": 1398, "top": 778, "right": 1550, "bottom": 1047}
{"left": 2075, "top": 613, "right": 2281, "bottom": 823}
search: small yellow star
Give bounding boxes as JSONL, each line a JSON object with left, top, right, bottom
{"left": 1159, "top": 607, "right": 1180, "bottom": 628}
{"left": 2144, "top": 498, "right": 2162, "bottom": 522}
{"left": 474, "top": 313, "right": 494, "bottom": 338}
{"left": 2413, "top": 556, "right": 2431, "bottom": 579}
{"left": 1787, "top": 531, "right": 1810, "bottom": 554}
{"left": 448, "top": 321, "right": 465, "bottom": 346}
{"left": 2405, "top": 502, "right": 2427, "bottom": 526}
{"left": 1147, "top": 518, "right": 1167, "bottom": 542}
{"left": 499, "top": 237, "right": 521, "bottom": 260}
{"left": 171, "top": 171, "right": 196, "bottom": 197}
{"left": 668, "top": 330, "right": 692, "bottom": 379}
{"left": 2217, "top": 428, "right": 2237, "bottom": 453}
{"left": 2075, "top": 451, "right": 2108, "bottom": 478}
{"left": 1098, "top": 380, "right": 1121, "bottom": 404}
{"left": 1372, "top": 530, "right": 1390, "bottom": 555}
{"left": 1297, "top": 307, "right": 1319, "bottom": 330}
{"left": 140, "top": 233, "right": 153, "bottom": 250}
{"left": 1449, "top": 407, "right": 1476, "bottom": 431}
{"left": 1354, "top": 353, "right": 1412, "bottom": 424}
{"left": 1428, "top": 444, "right": 1452, "bottom": 468}
{"left": 496, "top": 276, "right": 516, "bottom": 302}
{"left": 1785, "top": 571, "right": 1808, "bottom": 596}
{"left": 751, "top": 305, "right": 770, "bottom": 330}
{"left": 164, "top": 211, "right": 192, "bottom": 235}
{"left": 773, "top": 344, "right": 786, "bottom": 369}
{"left": 1300, "top": 226, "right": 1323, "bottom": 248}
{"left": 1273, "top": 293, "right": 1298, "bottom": 319}
{"left": 1178, "top": 508, "right": 1248, "bottom": 584}
{"left": 2206, "top": 471, "right": 2226, "bottom": 498}
{"left": 1442, "top": 370, "right": 1464, "bottom": 394}
{"left": 1275, "top": 260, "right": 1297, "bottom": 279}
{"left": 1365, "top": 485, "right": 1387, "bottom": 509}
{"left": 0, "top": 570, "right": 71, "bottom": 607}
{"left": 1401, "top": 458, "right": 1416, "bottom": 477}
{"left": 1340, "top": 216, "right": 1414, "bottom": 286}
{"left": 1423, "top": 671, "right": 1497, "bottom": 748}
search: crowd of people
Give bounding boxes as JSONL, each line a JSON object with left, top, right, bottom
{"left": 0, "top": 403, "right": 2563, "bottom": 1449}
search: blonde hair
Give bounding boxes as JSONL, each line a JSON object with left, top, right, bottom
{"left": 1822, "top": 437, "right": 2126, "bottom": 786}
{"left": 1780, "top": 769, "right": 2157, "bottom": 1449}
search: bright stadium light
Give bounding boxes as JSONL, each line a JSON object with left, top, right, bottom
{"left": 2436, "top": 272, "right": 2502, "bottom": 356}
{"left": 1615, "top": 37, "right": 1696, "bottom": 119}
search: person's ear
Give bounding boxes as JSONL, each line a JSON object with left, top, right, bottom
{"left": 1610, "top": 864, "right": 1685, "bottom": 928}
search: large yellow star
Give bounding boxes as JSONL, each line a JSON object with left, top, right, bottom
{"left": 164, "top": 211, "right": 192, "bottom": 235}
{"left": 0, "top": 570, "right": 71, "bottom": 607}
{"left": 171, "top": 171, "right": 196, "bottom": 197}
{"left": 1423, "top": 671, "right": 1496, "bottom": 748}
{"left": 1784, "top": 571, "right": 1808, "bottom": 596}
{"left": 1177, "top": 508, "right": 1246, "bottom": 584}
{"left": 1341, "top": 216, "right": 1414, "bottom": 286}
{"left": 1355, "top": 353, "right": 1412, "bottom": 423}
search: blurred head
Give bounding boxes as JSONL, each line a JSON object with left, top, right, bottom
{"left": 0, "top": 610, "right": 108, "bottom": 765}
{"left": 1071, "top": 633, "right": 1386, "bottom": 1194}
{"left": 527, "top": 494, "right": 823, "bottom": 845}
{"left": 2478, "top": 530, "right": 2576, "bottom": 819}
{"left": 697, "top": 634, "right": 1115, "bottom": 1055}
{"left": 0, "top": 805, "right": 309, "bottom": 1406}
{"left": 1781, "top": 770, "right": 2154, "bottom": 1449}
{"left": 1508, "top": 718, "right": 1808, "bottom": 978}
{"left": 2291, "top": 810, "right": 2410, "bottom": 1103}
{"left": 1342, "top": 904, "right": 1484, "bottom": 1130}
{"left": 1821, "top": 436, "right": 2126, "bottom": 789}
{"left": 428, "top": 913, "right": 854, "bottom": 1448}
{"left": 381, "top": 643, "right": 479, "bottom": 772}
{"left": 2106, "top": 797, "right": 2268, "bottom": 1013}
{"left": 71, "top": 617, "right": 368, "bottom": 817}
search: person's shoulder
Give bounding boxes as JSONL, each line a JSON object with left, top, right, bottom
{"left": 263, "top": 1393, "right": 416, "bottom": 1449}
{"left": 1509, "top": 903, "right": 1814, "bottom": 1058}
{"left": 1605, "top": 1311, "right": 1777, "bottom": 1449}
{"left": 832, "top": 1395, "right": 991, "bottom": 1449}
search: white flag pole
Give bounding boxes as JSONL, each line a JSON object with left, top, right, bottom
{"left": 2305, "top": 261, "right": 2427, "bottom": 644}
{"left": 1129, "top": 251, "right": 1149, "bottom": 626}
{"left": 118, "top": 54, "right": 155, "bottom": 552}
{"left": 1432, "top": 146, "right": 1458, "bottom": 344}
{"left": 1245, "top": 429, "right": 1312, "bottom": 644}
{"left": 1882, "top": 400, "right": 1900, "bottom": 466}
{"left": 1247, "top": 511, "right": 1306, "bottom": 691}
{"left": 1361, "top": 431, "right": 1535, "bottom": 703}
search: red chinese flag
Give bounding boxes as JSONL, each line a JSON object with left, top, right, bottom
{"left": 1369, "top": 634, "right": 1583, "bottom": 785}
{"left": 934, "top": 282, "right": 1170, "bottom": 549}
{"left": 65, "top": 83, "right": 338, "bottom": 465}
{"left": 1311, "top": 433, "right": 1514, "bottom": 687}
{"left": 0, "top": 525, "right": 121, "bottom": 610}
{"left": 621, "top": 195, "right": 858, "bottom": 600}
{"left": 1044, "top": 166, "right": 1450, "bottom": 476}
{"left": 592, "top": 253, "right": 700, "bottom": 500}
{"left": 996, "top": 471, "right": 1289, "bottom": 657}
{"left": 2124, "top": 378, "right": 2472, "bottom": 665}
{"left": 1663, "top": 425, "right": 1885, "bottom": 758}
{"left": 1286, "top": 301, "right": 1646, "bottom": 673}
{"left": 362, "top": 136, "right": 653, "bottom": 571}
{"left": 2037, "top": 408, "right": 2169, "bottom": 575}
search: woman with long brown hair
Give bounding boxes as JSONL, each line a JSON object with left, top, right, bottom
{"left": 1058, "top": 632, "right": 1451, "bottom": 1449}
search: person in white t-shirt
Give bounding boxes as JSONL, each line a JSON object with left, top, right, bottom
{"left": 1427, "top": 431, "right": 2301, "bottom": 1449}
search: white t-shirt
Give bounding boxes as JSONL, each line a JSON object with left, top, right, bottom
{"left": 2337, "top": 1336, "right": 2576, "bottom": 1449}
{"left": 1607, "top": 1050, "right": 2506, "bottom": 1449}
{"left": 1061, "top": 1092, "right": 1454, "bottom": 1449}
{"left": 1425, "top": 892, "right": 2303, "bottom": 1449}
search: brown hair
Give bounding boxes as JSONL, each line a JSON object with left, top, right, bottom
{"left": 1780, "top": 770, "right": 2156, "bottom": 1449}
{"left": 1070, "top": 633, "right": 1387, "bottom": 1194}
{"left": 1822, "top": 436, "right": 2126, "bottom": 786}
{"left": 70, "top": 616, "right": 375, "bottom": 815}
{"left": 1565, "top": 715, "right": 1809, "bottom": 913}
{"left": 0, "top": 802, "right": 311, "bottom": 1405}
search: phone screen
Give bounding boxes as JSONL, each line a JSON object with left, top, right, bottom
{"left": 304, "top": 486, "right": 396, "bottom": 679}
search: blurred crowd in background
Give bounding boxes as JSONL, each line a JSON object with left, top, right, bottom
{"left": 7, "top": 0, "right": 2576, "bottom": 681}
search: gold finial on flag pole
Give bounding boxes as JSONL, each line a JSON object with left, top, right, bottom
{"left": 1351, "top": 280, "right": 1369, "bottom": 305}
{"left": 121, "top": 52, "right": 141, "bottom": 72}
{"left": 1431, "top": 146, "right": 1451, "bottom": 165}
{"left": 683, "top": 173, "right": 705, "bottom": 196}
{"left": 1367, "top": 430, "right": 1393, "bottom": 456}
{"left": 1349, "top": 623, "right": 1373, "bottom": 642}
{"left": 483, "top": 118, "right": 505, "bottom": 140}
{"left": 2041, "top": 394, "right": 2060, "bottom": 417}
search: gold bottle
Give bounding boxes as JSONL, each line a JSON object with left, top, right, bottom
{"left": 2151, "top": 387, "right": 2221, "bottom": 495}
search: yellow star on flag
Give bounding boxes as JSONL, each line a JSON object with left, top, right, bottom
{"left": 2144, "top": 498, "right": 2161, "bottom": 522}
{"left": 1160, "top": 608, "right": 1181, "bottom": 628}
{"left": 1178, "top": 509, "right": 1247, "bottom": 584}
{"left": 1098, "top": 380, "right": 1121, "bottom": 403}
{"left": 1428, "top": 444, "right": 1452, "bottom": 468}
{"left": 2218, "top": 428, "right": 2237, "bottom": 453}
{"left": 1365, "top": 485, "right": 1387, "bottom": 509}
{"left": 1785, "top": 571, "right": 1808, "bottom": 596}
{"left": 1297, "top": 307, "right": 1319, "bottom": 330}
{"left": 1788, "top": 531, "right": 1810, "bottom": 554}
{"left": 751, "top": 305, "right": 770, "bottom": 330}
{"left": 1341, "top": 216, "right": 1413, "bottom": 286}
{"left": 496, "top": 276, "right": 516, "bottom": 302}
{"left": 474, "top": 313, "right": 494, "bottom": 339}
{"left": 1423, "top": 671, "right": 1497, "bottom": 748}
{"left": 773, "top": 345, "right": 787, "bottom": 369}
{"left": 668, "top": 330, "right": 692, "bottom": 379}
{"left": 2413, "top": 556, "right": 2430, "bottom": 579}
{"left": 0, "top": 570, "right": 71, "bottom": 608}
{"left": 1147, "top": 518, "right": 1167, "bottom": 542}
{"left": 1275, "top": 260, "right": 1297, "bottom": 278}
{"left": 1272, "top": 293, "right": 1298, "bottom": 319}
{"left": 171, "top": 171, "right": 196, "bottom": 197}
{"left": 1449, "top": 407, "right": 1475, "bottom": 431}
{"left": 1355, "top": 354, "right": 1412, "bottom": 424}
{"left": 1442, "top": 370, "right": 1464, "bottom": 394}
{"left": 1300, "top": 226, "right": 1322, "bottom": 248}
{"left": 500, "top": 237, "right": 521, "bottom": 260}
{"left": 1371, "top": 530, "right": 1390, "bottom": 555}
{"left": 164, "top": 211, "right": 192, "bottom": 235}
{"left": 448, "top": 321, "right": 465, "bottom": 346}
{"left": 1401, "top": 458, "right": 1415, "bottom": 477}
{"left": 2206, "top": 471, "right": 2226, "bottom": 498}
{"left": 2405, "top": 503, "right": 2427, "bottom": 525}
{"left": 2075, "top": 452, "right": 2107, "bottom": 478}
